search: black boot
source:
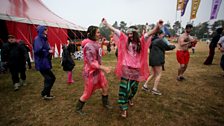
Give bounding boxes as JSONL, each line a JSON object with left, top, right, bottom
{"left": 102, "top": 95, "right": 113, "bottom": 109}
{"left": 75, "top": 100, "right": 86, "bottom": 115}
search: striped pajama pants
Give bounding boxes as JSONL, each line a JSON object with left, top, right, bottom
{"left": 118, "top": 77, "right": 139, "bottom": 110}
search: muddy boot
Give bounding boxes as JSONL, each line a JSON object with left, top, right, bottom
{"left": 102, "top": 95, "right": 113, "bottom": 109}
{"left": 75, "top": 100, "right": 86, "bottom": 115}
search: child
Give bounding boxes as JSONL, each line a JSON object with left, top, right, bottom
{"left": 61, "top": 44, "right": 75, "bottom": 84}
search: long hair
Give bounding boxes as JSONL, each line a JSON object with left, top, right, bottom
{"left": 127, "top": 26, "right": 141, "bottom": 53}
{"left": 87, "top": 26, "right": 98, "bottom": 41}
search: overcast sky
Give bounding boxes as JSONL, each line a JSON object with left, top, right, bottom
{"left": 42, "top": 0, "right": 224, "bottom": 28}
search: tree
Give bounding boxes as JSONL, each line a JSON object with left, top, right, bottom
{"left": 191, "top": 22, "right": 209, "bottom": 39}
{"left": 99, "top": 26, "right": 111, "bottom": 40}
{"left": 112, "top": 21, "right": 119, "bottom": 29}
{"left": 173, "top": 21, "right": 181, "bottom": 35}
{"left": 136, "top": 24, "right": 145, "bottom": 35}
{"left": 119, "top": 21, "right": 127, "bottom": 32}
{"left": 211, "top": 20, "right": 224, "bottom": 35}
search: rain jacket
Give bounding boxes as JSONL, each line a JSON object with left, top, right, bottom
{"left": 33, "top": 26, "right": 52, "bottom": 71}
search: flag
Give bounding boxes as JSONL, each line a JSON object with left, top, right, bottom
{"left": 210, "top": 0, "right": 222, "bottom": 20}
{"left": 176, "top": 0, "right": 185, "bottom": 10}
{"left": 190, "top": 0, "right": 201, "bottom": 19}
{"left": 181, "top": 0, "right": 189, "bottom": 16}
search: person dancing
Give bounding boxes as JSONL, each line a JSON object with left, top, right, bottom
{"left": 102, "top": 18, "right": 163, "bottom": 118}
{"left": 75, "top": 26, "right": 112, "bottom": 115}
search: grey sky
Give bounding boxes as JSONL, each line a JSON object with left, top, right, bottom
{"left": 42, "top": 0, "right": 224, "bottom": 28}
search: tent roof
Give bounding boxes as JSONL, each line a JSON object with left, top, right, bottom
{"left": 0, "top": 0, "right": 86, "bottom": 31}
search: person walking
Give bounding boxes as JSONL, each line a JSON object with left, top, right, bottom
{"left": 1, "top": 35, "right": 27, "bottom": 91}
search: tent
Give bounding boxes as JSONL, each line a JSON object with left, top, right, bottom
{"left": 0, "top": 0, "right": 86, "bottom": 57}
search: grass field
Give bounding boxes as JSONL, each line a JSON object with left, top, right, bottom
{"left": 0, "top": 42, "right": 223, "bottom": 126}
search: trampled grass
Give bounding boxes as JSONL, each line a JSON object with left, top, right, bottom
{"left": 0, "top": 42, "right": 223, "bottom": 126}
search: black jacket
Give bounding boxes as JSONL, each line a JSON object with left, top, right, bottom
{"left": 61, "top": 47, "right": 75, "bottom": 71}
{"left": 1, "top": 42, "right": 27, "bottom": 72}
{"left": 149, "top": 38, "right": 175, "bottom": 66}
{"left": 209, "top": 34, "right": 221, "bottom": 48}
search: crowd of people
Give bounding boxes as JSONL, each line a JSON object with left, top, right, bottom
{"left": 0, "top": 18, "right": 223, "bottom": 118}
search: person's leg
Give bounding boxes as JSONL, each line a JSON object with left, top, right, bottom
{"left": 152, "top": 66, "right": 162, "bottom": 91}
{"left": 177, "top": 64, "right": 187, "bottom": 80}
{"left": 143, "top": 67, "right": 155, "bottom": 91}
{"left": 40, "top": 70, "right": 56, "bottom": 97}
{"left": 181, "top": 64, "right": 188, "bottom": 76}
{"left": 20, "top": 69, "right": 27, "bottom": 86}
{"left": 204, "top": 47, "right": 215, "bottom": 65}
{"left": 128, "top": 80, "right": 139, "bottom": 106}
{"left": 76, "top": 78, "right": 94, "bottom": 115}
{"left": 176, "top": 50, "right": 183, "bottom": 80}
{"left": 10, "top": 69, "right": 20, "bottom": 91}
{"left": 46, "top": 70, "right": 56, "bottom": 96}
{"left": 101, "top": 84, "right": 112, "bottom": 109}
{"left": 177, "top": 51, "right": 189, "bottom": 80}
{"left": 70, "top": 71, "right": 74, "bottom": 82}
{"left": 192, "top": 47, "right": 195, "bottom": 54}
{"left": 118, "top": 77, "right": 130, "bottom": 118}
{"left": 67, "top": 71, "right": 74, "bottom": 84}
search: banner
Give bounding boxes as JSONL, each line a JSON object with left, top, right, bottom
{"left": 176, "top": 0, "right": 185, "bottom": 10}
{"left": 181, "top": 0, "right": 189, "bottom": 16}
{"left": 190, "top": 0, "right": 201, "bottom": 19}
{"left": 210, "top": 0, "right": 222, "bottom": 20}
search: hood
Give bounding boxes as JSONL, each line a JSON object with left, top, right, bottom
{"left": 37, "top": 25, "right": 46, "bottom": 38}
{"left": 81, "top": 39, "right": 92, "bottom": 47}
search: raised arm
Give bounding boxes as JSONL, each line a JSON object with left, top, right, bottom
{"left": 144, "top": 20, "right": 164, "bottom": 38}
{"left": 102, "top": 18, "right": 120, "bottom": 37}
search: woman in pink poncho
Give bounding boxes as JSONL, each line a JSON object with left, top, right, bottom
{"left": 75, "top": 26, "right": 112, "bottom": 115}
{"left": 102, "top": 18, "right": 163, "bottom": 118}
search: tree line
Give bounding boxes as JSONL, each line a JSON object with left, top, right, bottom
{"left": 99, "top": 20, "right": 224, "bottom": 41}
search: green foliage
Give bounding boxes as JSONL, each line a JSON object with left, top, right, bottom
{"left": 108, "top": 20, "right": 224, "bottom": 39}
{"left": 99, "top": 26, "right": 111, "bottom": 40}
{"left": 112, "top": 21, "right": 119, "bottom": 29}
{"left": 119, "top": 21, "right": 127, "bottom": 32}
{"left": 211, "top": 20, "right": 224, "bottom": 32}
{"left": 173, "top": 21, "right": 181, "bottom": 35}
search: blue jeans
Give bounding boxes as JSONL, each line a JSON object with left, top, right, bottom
{"left": 40, "top": 69, "right": 56, "bottom": 96}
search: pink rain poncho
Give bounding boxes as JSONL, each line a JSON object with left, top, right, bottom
{"left": 80, "top": 39, "right": 108, "bottom": 101}
{"left": 114, "top": 32, "right": 151, "bottom": 81}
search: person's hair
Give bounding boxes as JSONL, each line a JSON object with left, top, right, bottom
{"left": 8, "top": 35, "right": 15, "bottom": 39}
{"left": 216, "top": 28, "right": 223, "bottom": 34}
{"left": 87, "top": 26, "right": 99, "bottom": 41}
{"left": 185, "top": 24, "right": 193, "bottom": 29}
{"left": 127, "top": 26, "right": 141, "bottom": 53}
